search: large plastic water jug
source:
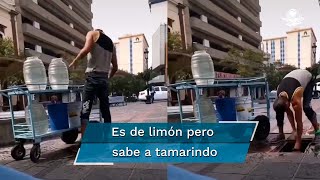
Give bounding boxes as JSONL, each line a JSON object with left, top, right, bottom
{"left": 68, "top": 102, "right": 82, "bottom": 128}
{"left": 25, "top": 103, "right": 49, "bottom": 136}
{"left": 235, "top": 96, "right": 252, "bottom": 121}
{"left": 48, "top": 58, "right": 69, "bottom": 90}
{"left": 191, "top": 50, "right": 215, "bottom": 85}
{"left": 23, "top": 57, "right": 47, "bottom": 91}
{"left": 194, "top": 95, "right": 217, "bottom": 123}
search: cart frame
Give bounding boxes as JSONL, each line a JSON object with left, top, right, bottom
{"left": 0, "top": 84, "right": 86, "bottom": 162}
{"left": 168, "top": 77, "right": 271, "bottom": 140}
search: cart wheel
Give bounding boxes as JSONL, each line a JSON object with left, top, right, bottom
{"left": 253, "top": 115, "right": 270, "bottom": 141}
{"left": 11, "top": 144, "right": 26, "bottom": 161}
{"left": 61, "top": 129, "right": 79, "bottom": 144}
{"left": 30, "top": 144, "right": 41, "bottom": 163}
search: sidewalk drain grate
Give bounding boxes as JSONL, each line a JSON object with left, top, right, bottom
{"left": 279, "top": 139, "right": 312, "bottom": 153}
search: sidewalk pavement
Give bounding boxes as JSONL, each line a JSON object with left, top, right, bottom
{"left": 1, "top": 137, "right": 320, "bottom": 180}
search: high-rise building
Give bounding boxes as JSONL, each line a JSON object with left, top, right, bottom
{"left": 115, "top": 34, "right": 149, "bottom": 74}
{"left": 149, "top": 0, "right": 168, "bottom": 85}
{"left": 262, "top": 28, "right": 317, "bottom": 69}
{"left": 0, "top": 0, "right": 16, "bottom": 40}
{"left": 14, "top": 0, "right": 93, "bottom": 63}
{"left": 168, "top": 0, "right": 263, "bottom": 62}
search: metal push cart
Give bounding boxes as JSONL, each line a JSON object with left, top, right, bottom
{"left": 168, "top": 77, "right": 271, "bottom": 141}
{"left": 0, "top": 85, "right": 85, "bottom": 163}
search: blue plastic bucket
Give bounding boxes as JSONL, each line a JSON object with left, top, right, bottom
{"left": 215, "top": 98, "right": 237, "bottom": 121}
{"left": 47, "top": 103, "right": 69, "bottom": 130}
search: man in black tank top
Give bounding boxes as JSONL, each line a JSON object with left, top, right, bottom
{"left": 69, "top": 29, "right": 118, "bottom": 138}
{"left": 273, "top": 69, "right": 320, "bottom": 152}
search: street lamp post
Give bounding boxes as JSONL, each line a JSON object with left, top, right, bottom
{"left": 312, "top": 43, "right": 317, "bottom": 97}
{"left": 144, "top": 48, "right": 152, "bottom": 104}
{"left": 144, "top": 48, "right": 149, "bottom": 70}
{"left": 312, "top": 43, "right": 317, "bottom": 64}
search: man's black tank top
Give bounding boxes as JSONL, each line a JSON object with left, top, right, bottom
{"left": 277, "top": 77, "right": 301, "bottom": 100}
{"left": 276, "top": 69, "right": 312, "bottom": 100}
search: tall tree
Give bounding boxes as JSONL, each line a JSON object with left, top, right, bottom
{"left": 222, "top": 47, "right": 265, "bottom": 77}
{"left": 0, "top": 38, "right": 15, "bottom": 57}
{"left": 0, "top": 38, "right": 24, "bottom": 111}
{"left": 109, "top": 72, "right": 145, "bottom": 97}
{"left": 265, "top": 63, "right": 297, "bottom": 90}
{"left": 306, "top": 62, "right": 320, "bottom": 77}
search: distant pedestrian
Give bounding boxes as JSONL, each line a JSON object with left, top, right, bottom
{"left": 218, "top": 90, "right": 225, "bottom": 98}
{"left": 50, "top": 95, "right": 58, "bottom": 104}
{"left": 69, "top": 29, "right": 118, "bottom": 137}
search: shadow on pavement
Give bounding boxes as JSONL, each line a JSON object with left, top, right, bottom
{"left": 37, "top": 143, "right": 80, "bottom": 164}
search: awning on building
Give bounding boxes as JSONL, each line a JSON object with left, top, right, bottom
{"left": 149, "top": 75, "right": 165, "bottom": 85}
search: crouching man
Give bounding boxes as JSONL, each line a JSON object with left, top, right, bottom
{"left": 273, "top": 69, "right": 320, "bottom": 151}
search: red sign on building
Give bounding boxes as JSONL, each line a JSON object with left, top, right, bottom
{"left": 215, "top": 72, "right": 240, "bottom": 79}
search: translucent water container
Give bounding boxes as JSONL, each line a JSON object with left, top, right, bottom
{"left": 235, "top": 96, "right": 252, "bottom": 121}
{"left": 68, "top": 102, "right": 82, "bottom": 128}
{"left": 48, "top": 58, "right": 69, "bottom": 90}
{"left": 23, "top": 56, "right": 47, "bottom": 91}
{"left": 194, "top": 95, "right": 217, "bottom": 123}
{"left": 191, "top": 50, "right": 215, "bottom": 85}
{"left": 25, "top": 103, "right": 49, "bottom": 136}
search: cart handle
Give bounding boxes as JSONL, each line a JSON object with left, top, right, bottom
{"left": 168, "top": 77, "right": 267, "bottom": 87}
{"left": 0, "top": 84, "right": 85, "bottom": 97}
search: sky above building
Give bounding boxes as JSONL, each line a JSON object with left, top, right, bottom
{"left": 91, "top": 0, "right": 162, "bottom": 68}
{"left": 260, "top": 0, "right": 320, "bottom": 60}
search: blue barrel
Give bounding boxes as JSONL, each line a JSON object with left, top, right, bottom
{"left": 47, "top": 103, "right": 69, "bottom": 130}
{"left": 215, "top": 98, "right": 237, "bottom": 121}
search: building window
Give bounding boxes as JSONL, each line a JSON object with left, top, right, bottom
{"left": 24, "top": 42, "right": 36, "bottom": 50}
{"left": 192, "top": 35, "right": 203, "bottom": 45}
{"left": 207, "top": 18, "right": 239, "bottom": 38}
{"left": 280, "top": 39, "right": 285, "bottom": 64}
{"left": 283, "top": 40, "right": 285, "bottom": 64}
{"left": 266, "top": 41, "right": 268, "bottom": 53}
{"left": 271, "top": 40, "right": 275, "bottom": 63}
{"left": 189, "top": 9, "right": 201, "bottom": 19}
{"left": 168, "top": 18, "right": 174, "bottom": 28}
{"left": 22, "top": 16, "right": 33, "bottom": 26}
{"left": 0, "top": 24, "right": 6, "bottom": 39}
{"left": 298, "top": 32, "right": 301, "bottom": 68}
{"left": 42, "top": 47, "right": 59, "bottom": 57}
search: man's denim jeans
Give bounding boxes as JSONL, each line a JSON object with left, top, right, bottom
{"left": 80, "top": 75, "right": 111, "bottom": 124}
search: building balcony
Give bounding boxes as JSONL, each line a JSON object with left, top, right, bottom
{"left": 22, "top": 23, "right": 80, "bottom": 55}
{"left": 224, "top": 0, "right": 261, "bottom": 27}
{"left": 193, "top": 43, "right": 228, "bottom": 60}
{"left": 85, "top": 0, "right": 92, "bottom": 4}
{"left": 42, "top": 0, "right": 92, "bottom": 31}
{"left": 190, "top": 17, "right": 261, "bottom": 53}
{"left": 24, "top": 49, "right": 56, "bottom": 64}
{"left": 69, "top": 0, "right": 93, "bottom": 23}
{"left": 246, "top": 0, "right": 261, "bottom": 13}
{"left": 19, "top": 0, "right": 86, "bottom": 44}
{"left": 189, "top": 0, "right": 262, "bottom": 43}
